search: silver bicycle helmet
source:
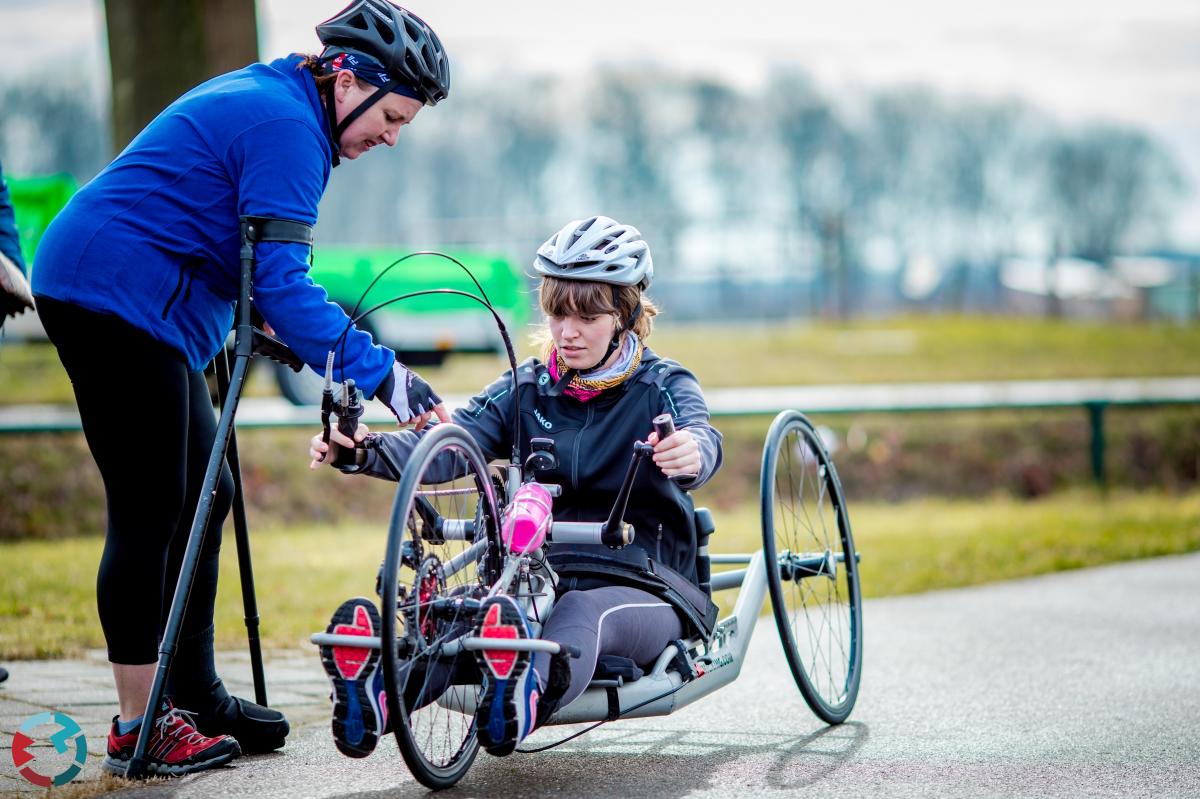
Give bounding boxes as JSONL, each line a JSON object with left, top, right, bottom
{"left": 533, "top": 216, "right": 654, "bottom": 289}
{"left": 316, "top": 0, "right": 450, "bottom": 106}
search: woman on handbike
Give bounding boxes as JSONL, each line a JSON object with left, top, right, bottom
{"left": 310, "top": 215, "right": 723, "bottom": 757}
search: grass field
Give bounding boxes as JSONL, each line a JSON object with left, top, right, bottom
{"left": 2, "top": 488, "right": 1196, "bottom": 660}
{"left": 3, "top": 315, "right": 1200, "bottom": 405}
{"left": 2, "top": 314, "right": 1196, "bottom": 658}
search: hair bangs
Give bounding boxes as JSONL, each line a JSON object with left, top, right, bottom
{"left": 539, "top": 277, "right": 617, "bottom": 318}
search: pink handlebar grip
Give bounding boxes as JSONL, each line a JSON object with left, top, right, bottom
{"left": 502, "top": 483, "right": 554, "bottom": 554}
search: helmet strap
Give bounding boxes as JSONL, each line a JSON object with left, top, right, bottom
{"left": 326, "top": 77, "right": 404, "bottom": 166}
{"left": 549, "top": 287, "right": 643, "bottom": 389}
{"left": 546, "top": 367, "right": 576, "bottom": 397}
{"left": 578, "top": 288, "right": 643, "bottom": 375}
{"left": 320, "top": 82, "right": 343, "bottom": 168}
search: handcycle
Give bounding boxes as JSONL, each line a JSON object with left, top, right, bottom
{"left": 120, "top": 214, "right": 861, "bottom": 785}
{"left": 310, "top": 396, "right": 864, "bottom": 790}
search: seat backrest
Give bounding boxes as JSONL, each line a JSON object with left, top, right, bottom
{"left": 695, "top": 507, "right": 714, "bottom": 596}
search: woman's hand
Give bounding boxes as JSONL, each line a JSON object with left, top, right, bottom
{"left": 309, "top": 422, "right": 371, "bottom": 470}
{"left": 647, "top": 428, "right": 700, "bottom": 479}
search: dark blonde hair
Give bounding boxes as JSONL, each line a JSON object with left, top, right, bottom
{"left": 296, "top": 53, "right": 370, "bottom": 94}
{"left": 535, "top": 277, "right": 658, "bottom": 358}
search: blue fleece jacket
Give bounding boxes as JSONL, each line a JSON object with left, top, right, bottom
{"left": 31, "top": 56, "right": 394, "bottom": 390}
{"left": 0, "top": 163, "right": 25, "bottom": 274}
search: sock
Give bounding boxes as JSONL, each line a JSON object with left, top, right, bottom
{"left": 165, "top": 625, "right": 229, "bottom": 710}
{"left": 116, "top": 715, "right": 143, "bottom": 735}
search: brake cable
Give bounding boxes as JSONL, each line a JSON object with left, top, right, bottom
{"left": 319, "top": 251, "right": 525, "bottom": 468}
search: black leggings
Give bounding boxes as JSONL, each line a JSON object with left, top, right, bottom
{"left": 532, "top": 585, "right": 683, "bottom": 709}
{"left": 37, "top": 297, "right": 232, "bottom": 668}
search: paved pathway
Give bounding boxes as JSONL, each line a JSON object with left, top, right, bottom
{"left": 2, "top": 553, "right": 1199, "bottom": 798}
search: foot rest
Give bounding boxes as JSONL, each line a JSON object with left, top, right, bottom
{"left": 459, "top": 637, "right": 579, "bottom": 657}
{"left": 310, "top": 632, "right": 382, "bottom": 649}
{"left": 311, "top": 632, "right": 581, "bottom": 657}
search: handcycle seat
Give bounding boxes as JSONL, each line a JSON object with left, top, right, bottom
{"left": 583, "top": 505, "right": 714, "bottom": 690}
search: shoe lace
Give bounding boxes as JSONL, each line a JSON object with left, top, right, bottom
{"left": 154, "top": 706, "right": 209, "bottom": 746}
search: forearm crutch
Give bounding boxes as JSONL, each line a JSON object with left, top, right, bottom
{"left": 128, "top": 216, "right": 311, "bottom": 778}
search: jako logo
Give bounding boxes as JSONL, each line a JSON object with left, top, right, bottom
{"left": 534, "top": 409, "right": 553, "bottom": 430}
{"left": 11, "top": 711, "right": 87, "bottom": 787}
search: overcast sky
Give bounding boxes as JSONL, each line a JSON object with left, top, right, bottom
{"left": 3, "top": 0, "right": 1199, "bottom": 244}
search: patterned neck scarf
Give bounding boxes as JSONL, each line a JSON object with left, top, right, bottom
{"left": 548, "top": 333, "right": 644, "bottom": 402}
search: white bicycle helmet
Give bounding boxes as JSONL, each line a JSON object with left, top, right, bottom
{"left": 533, "top": 216, "right": 653, "bottom": 289}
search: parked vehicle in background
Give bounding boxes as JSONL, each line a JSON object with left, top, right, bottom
{"left": 3, "top": 174, "right": 76, "bottom": 340}
{"left": 7, "top": 173, "right": 77, "bottom": 265}
{"left": 5, "top": 174, "right": 532, "bottom": 405}
{"left": 275, "top": 247, "right": 530, "bottom": 405}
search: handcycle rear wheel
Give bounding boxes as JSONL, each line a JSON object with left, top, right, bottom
{"left": 379, "top": 424, "right": 504, "bottom": 789}
{"left": 761, "top": 410, "right": 862, "bottom": 724}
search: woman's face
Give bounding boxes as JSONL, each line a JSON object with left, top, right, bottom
{"left": 333, "top": 72, "right": 423, "bottom": 160}
{"left": 549, "top": 311, "right": 620, "bottom": 370}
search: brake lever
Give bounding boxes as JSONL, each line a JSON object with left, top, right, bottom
{"left": 331, "top": 379, "right": 364, "bottom": 470}
{"left": 319, "top": 351, "right": 335, "bottom": 462}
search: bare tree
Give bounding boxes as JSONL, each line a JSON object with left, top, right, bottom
{"left": 105, "top": 0, "right": 258, "bottom": 152}
{"left": 1045, "top": 124, "right": 1187, "bottom": 266}
{"left": 770, "top": 72, "right": 873, "bottom": 318}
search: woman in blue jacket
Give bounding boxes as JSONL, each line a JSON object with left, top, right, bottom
{"left": 310, "top": 216, "right": 724, "bottom": 759}
{"left": 31, "top": 1, "right": 451, "bottom": 777}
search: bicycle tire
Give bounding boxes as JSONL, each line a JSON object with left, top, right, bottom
{"left": 379, "top": 423, "right": 503, "bottom": 789}
{"left": 760, "top": 410, "right": 863, "bottom": 724}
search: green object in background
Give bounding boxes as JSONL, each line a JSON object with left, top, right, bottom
{"left": 309, "top": 247, "right": 530, "bottom": 359}
{"left": 6, "top": 173, "right": 77, "bottom": 266}
{"left": 3, "top": 173, "right": 533, "bottom": 399}
{"left": 278, "top": 247, "right": 532, "bottom": 404}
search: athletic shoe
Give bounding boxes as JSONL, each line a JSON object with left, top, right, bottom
{"left": 320, "top": 597, "right": 388, "bottom": 758}
{"left": 102, "top": 701, "right": 241, "bottom": 777}
{"left": 191, "top": 693, "right": 290, "bottom": 754}
{"left": 474, "top": 595, "right": 540, "bottom": 756}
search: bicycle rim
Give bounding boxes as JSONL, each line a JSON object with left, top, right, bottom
{"left": 761, "top": 410, "right": 862, "bottom": 724}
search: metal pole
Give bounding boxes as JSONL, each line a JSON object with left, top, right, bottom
{"left": 216, "top": 347, "right": 268, "bottom": 705}
{"left": 1086, "top": 401, "right": 1107, "bottom": 489}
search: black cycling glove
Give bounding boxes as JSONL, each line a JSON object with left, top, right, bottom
{"left": 375, "top": 359, "right": 442, "bottom": 423}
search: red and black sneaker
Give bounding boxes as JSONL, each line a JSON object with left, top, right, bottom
{"left": 102, "top": 700, "right": 242, "bottom": 777}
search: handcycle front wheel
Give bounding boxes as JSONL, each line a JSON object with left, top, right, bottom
{"left": 379, "top": 423, "right": 504, "bottom": 790}
{"left": 761, "top": 410, "right": 863, "bottom": 724}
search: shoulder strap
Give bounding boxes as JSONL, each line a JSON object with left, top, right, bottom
{"left": 636, "top": 358, "right": 679, "bottom": 389}
{"left": 515, "top": 358, "right": 543, "bottom": 388}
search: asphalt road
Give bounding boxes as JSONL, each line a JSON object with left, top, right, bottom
{"left": 98, "top": 552, "right": 1200, "bottom": 799}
